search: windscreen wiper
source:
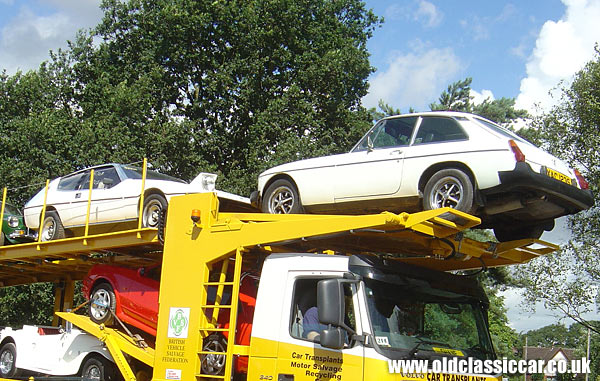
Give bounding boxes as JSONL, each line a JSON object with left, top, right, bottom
{"left": 406, "top": 337, "right": 453, "bottom": 359}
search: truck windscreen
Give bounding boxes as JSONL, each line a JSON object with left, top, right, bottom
{"left": 364, "top": 278, "right": 495, "bottom": 361}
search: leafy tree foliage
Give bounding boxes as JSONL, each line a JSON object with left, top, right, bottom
{"left": 0, "top": 0, "right": 381, "bottom": 324}
{"left": 515, "top": 47, "right": 600, "bottom": 335}
{"left": 430, "top": 77, "right": 529, "bottom": 124}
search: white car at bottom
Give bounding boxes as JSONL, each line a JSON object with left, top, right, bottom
{"left": 253, "top": 111, "right": 593, "bottom": 242}
{"left": 23, "top": 163, "right": 252, "bottom": 241}
{"left": 0, "top": 325, "right": 118, "bottom": 380}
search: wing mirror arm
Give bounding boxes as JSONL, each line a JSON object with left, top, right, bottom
{"left": 367, "top": 136, "right": 374, "bottom": 152}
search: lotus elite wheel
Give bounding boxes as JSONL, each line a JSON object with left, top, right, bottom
{"left": 40, "top": 211, "right": 65, "bottom": 241}
{"left": 423, "top": 169, "right": 475, "bottom": 219}
{"left": 0, "top": 342, "right": 18, "bottom": 378}
{"left": 261, "top": 179, "right": 303, "bottom": 214}
{"left": 89, "top": 283, "right": 116, "bottom": 326}
{"left": 201, "top": 334, "right": 227, "bottom": 375}
{"left": 493, "top": 225, "right": 544, "bottom": 242}
{"left": 81, "top": 356, "right": 117, "bottom": 381}
{"left": 142, "top": 194, "right": 167, "bottom": 228}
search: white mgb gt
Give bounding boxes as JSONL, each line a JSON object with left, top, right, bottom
{"left": 24, "top": 163, "right": 252, "bottom": 241}
{"left": 253, "top": 111, "right": 593, "bottom": 241}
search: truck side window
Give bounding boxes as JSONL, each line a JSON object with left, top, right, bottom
{"left": 289, "top": 278, "right": 355, "bottom": 344}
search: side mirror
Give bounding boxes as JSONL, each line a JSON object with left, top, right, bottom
{"left": 317, "top": 279, "right": 345, "bottom": 326}
{"left": 319, "top": 328, "right": 345, "bottom": 349}
{"left": 102, "top": 178, "right": 114, "bottom": 188}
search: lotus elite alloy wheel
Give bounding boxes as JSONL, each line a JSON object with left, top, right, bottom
{"left": 423, "top": 169, "right": 474, "bottom": 220}
{"left": 89, "top": 283, "right": 116, "bottom": 326}
{"left": 40, "top": 210, "right": 65, "bottom": 241}
{"left": 262, "top": 179, "right": 303, "bottom": 214}
{"left": 81, "top": 356, "right": 117, "bottom": 381}
{"left": 201, "top": 334, "right": 227, "bottom": 375}
{"left": 142, "top": 194, "right": 167, "bottom": 228}
{"left": 0, "top": 342, "right": 18, "bottom": 378}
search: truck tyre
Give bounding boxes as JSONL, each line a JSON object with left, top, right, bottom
{"left": 201, "top": 334, "right": 227, "bottom": 375}
{"left": 262, "top": 179, "right": 303, "bottom": 214}
{"left": 81, "top": 355, "right": 118, "bottom": 381}
{"left": 423, "top": 169, "right": 475, "bottom": 220}
{"left": 40, "top": 211, "right": 65, "bottom": 241}
{"left": 0, "top": 342, "right": 19, "bottom": 378}
{"left": 142, "top": 194, "right": 168, "bottom": 229}
{"left": 89, "top": 283, "right": 116, "bottom": 326}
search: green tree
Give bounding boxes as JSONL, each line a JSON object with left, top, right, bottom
{"left": 515, "top": 47, "right": 600, "bottom": 335}
{"left": 429, "top": 77, "right": 528, "bottom": 124}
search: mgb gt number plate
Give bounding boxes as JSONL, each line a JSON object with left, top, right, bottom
{"left": 545, "top": 167, "right": 573, "bottom": 185}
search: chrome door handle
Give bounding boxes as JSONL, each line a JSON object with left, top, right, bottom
{"left": 75, "top": 193, "right": 81, "bottom": 199}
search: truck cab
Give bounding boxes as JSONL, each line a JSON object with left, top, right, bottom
{"left": 247, "top": 253, "right": 495, "bottom": 380}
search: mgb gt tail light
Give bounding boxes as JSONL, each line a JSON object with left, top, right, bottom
{"left": 574, "top": 169, "right": 590, "bottom": 190}
{"left": 509, "top": 140, "right": 525, "bottom": 162}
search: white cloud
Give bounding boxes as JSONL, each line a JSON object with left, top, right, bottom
{"left": 414, "top": 1, "right": 443, "bottom": 28}
{"left": 363, "top": 47, "right": 462, "bottom": 111}
{"left": 515, "top": 0, "right": 600, "bottom": 113}
{"left": 0, "top": 1, "right": 102, "bottom": 74}
{"left": 470, "top": 89, "right": 495, "bottom": 105}
{"left": 384, "top": 1, "right": 443, "bottom": 28}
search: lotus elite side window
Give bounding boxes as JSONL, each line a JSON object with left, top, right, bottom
{"left": 79, "top": 167, "right": 120, "bottom": 190}
{"left": 57, "top": 172, "right": 87, "bottom": 191}
{"left": 354, "top": 116, "right": 418, "bottom": 151}
{"left": 414, "top": 116, "right": 468, "bottom": 144}
{"left": 93, "top": 167, "right": 121, "bottom": 189}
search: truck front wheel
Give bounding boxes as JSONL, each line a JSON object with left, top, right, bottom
{"left": 0, "top": 342, "right": 19, "bottom": 378}
{"left": 201, "top": 334, "right": 227, "bottom": 375}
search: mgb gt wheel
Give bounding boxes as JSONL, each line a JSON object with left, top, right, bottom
{"left": 261, "top": 179, "right": 303, "bottom": 214}
{"left": 423, "top": 169, "right": 475, "bottom": 218}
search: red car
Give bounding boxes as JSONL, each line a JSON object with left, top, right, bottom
{"left": 82, "top": 264, "right": 257, "bottom": 374}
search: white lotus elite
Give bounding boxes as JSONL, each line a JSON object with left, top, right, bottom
{"left": 253, "top": 111, "right": 593, "bottom": 241}
{"left": 24, "top": 163, "right": 252, "bottom": 241}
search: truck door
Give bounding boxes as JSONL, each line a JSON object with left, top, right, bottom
{"left": 274, "top": 275, "right": 364, "bottom": 381}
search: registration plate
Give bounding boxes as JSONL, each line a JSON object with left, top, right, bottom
{"left": 545, "top": 167, "right": 573, "bottom": 185}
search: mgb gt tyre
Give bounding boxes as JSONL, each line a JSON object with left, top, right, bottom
{"left": 423, "top": 169, "right": 475, "bottom": 219}
{"left": 261, "top": 179, "right": 303, "bottom": 214}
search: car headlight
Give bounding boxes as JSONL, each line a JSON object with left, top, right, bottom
{"left": 7, "top": 216, "right": 19, "bottom": 228}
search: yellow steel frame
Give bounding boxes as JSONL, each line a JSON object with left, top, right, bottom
{"left": 150, "top": 193, "right": 558, "bottom": 381}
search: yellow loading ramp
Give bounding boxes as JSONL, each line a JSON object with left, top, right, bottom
{"left": 150, "top": 193, "right": 559, "bottom": 381}
{"left": 56, "top": 312, "right": 155, "bottom": 381}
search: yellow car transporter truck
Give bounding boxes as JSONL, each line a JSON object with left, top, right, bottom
{"left": 0, "top": 192, "right": 558, "bottom": 381}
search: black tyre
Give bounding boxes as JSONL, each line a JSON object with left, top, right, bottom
{"left": 40, "top": 210, "right": 65, "bottom": 241}
{"left": 493, "top": 225, "right": 544, "bottom": 242}
{"left": 0, "top": 342, "right": 18, "bottom": 378}
{"left": 157, "top": 207, "right": 167, "bottom": 245}
{"left": 423, "top": 169, "right": 475, "bottom": 219}
{"left": 261, "top": 179, "right": 303, "bottom": 214}
{"left": 200, "top": 334, "right": 228, "bottom": 376}
{"left": 89, "top": 283, "right": 116, "bottom": 326}
{"left": 81, "top": 355, "right": 118, "bottom": 381}
{"left": 142, "top": 194, "right": 168, "bottom": 229}
{"left": 0, "top": 232, "right": 4, "bottom": 246}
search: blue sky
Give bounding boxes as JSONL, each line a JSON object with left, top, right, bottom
{"left": 1, "top": 0, "right": 599, "bottom": 331}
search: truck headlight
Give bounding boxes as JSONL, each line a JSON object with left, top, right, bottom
{"left": 8, "top": 216, "right": 19, "bottom": 228}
